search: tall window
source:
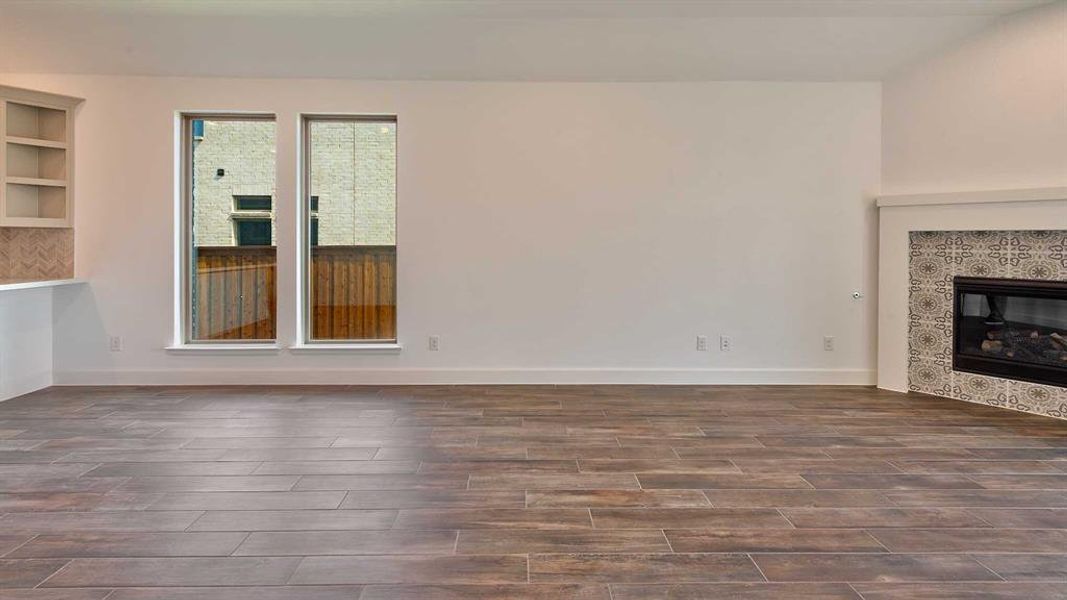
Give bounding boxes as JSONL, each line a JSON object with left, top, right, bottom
{"left": 183, "top": 115, "right": 277, "bottom": 342}
{"left": 303, "top": 116, "right": 397, "bottom": 342}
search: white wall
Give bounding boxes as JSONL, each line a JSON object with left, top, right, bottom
{"left": 0, "top": 288, "right": 52, "bottom": 400}
{"left": 0, "top": 74, "right": 881, "bottom": 385}
{"left": 882, "top": 1, "right": 1067, "bottom": 194}
{"left": 876, "top": 1, "right": 1067, "bottom": 392}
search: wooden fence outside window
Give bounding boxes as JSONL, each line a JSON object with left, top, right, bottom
{"left": 193, "top": 245, "right": 396, "bottom": 341}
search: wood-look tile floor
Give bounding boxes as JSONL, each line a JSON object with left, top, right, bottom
{"left": 0, "top": 385, "right": 1066, "bottom": 599}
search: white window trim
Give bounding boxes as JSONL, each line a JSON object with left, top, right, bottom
{"left": 289, "top": 342, "right": 403, "bottom": 354}
{"left": 165, "top": 343, "right": 282, "bottom": 354}
{"left": 175, "top": 112, "right": 278, "bottom": 346}
{"left": 298, "top": 113, "right": 400, "bottom": 347}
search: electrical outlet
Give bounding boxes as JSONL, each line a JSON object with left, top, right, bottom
{"left": 719, "top": 335, "right": 732, "bottom": 352}
{"left": 428, "top": 335, "right": 440, "bottom": 351}
{"left": 823, "top": 336, "right": 835, "bottom": 351}
{"left": 696, "top": 335, "right": 708, "bottom": 352}
{"left": 109, "top": 336, "right": 123, "bottom": 352}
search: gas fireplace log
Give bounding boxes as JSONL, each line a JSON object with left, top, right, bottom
{"left": 1051, "top": 333, "right": 1067, "bottom": 351}
{"left": 1013, "top": 346, "right": 1045, "bottom": 363}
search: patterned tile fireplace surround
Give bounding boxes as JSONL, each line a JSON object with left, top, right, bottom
{"left": 909, "top": 230, "right": 1067, "bottom": 419}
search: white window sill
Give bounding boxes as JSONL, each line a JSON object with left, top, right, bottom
{"left": 165, "top": 343, "right": 282, "bottom": 354}
{"left": 289, "top": 343, "right": 403, "bottom": 354}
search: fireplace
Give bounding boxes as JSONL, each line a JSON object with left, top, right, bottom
{"left": 954, "top": 277, "right": 1067, "bottom": 387}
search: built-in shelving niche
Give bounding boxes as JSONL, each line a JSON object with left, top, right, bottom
{"left": 0, "top": 88, "right": 82, "bottom": 228}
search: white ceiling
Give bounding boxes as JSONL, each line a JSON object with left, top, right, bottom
{"left": 0, "top": 0, "right": 1052, "bottom": 81}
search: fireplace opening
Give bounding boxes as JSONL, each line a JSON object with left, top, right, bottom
{"left": 954, "top": 277, "right": 1067, "bottom": 387}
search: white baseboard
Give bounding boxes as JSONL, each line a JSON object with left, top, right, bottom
{"left": 877, "top": 383, "right": 909, "bottom": 393}
{"left": 53, "top": 367, "right": 876, "bottom": 387}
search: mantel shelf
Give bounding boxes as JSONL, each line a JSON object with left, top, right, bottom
{"left": 6, "top": 176, "right": 67, "bottom": 187}
{"left": 5, "top": 135, "right": 67, "bottom": 149}
{"left": 877, "top": 186, "right": 1067, "bottom": 208}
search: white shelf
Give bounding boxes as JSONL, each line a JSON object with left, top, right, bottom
{"left": 0, "top": 215, "right": 71, "bottom": 228}
{"left": 6, "top": 176, "right": 66, "bottom": 187}
{"left": 6, "top": 135, "right": 67, "bottom": 149}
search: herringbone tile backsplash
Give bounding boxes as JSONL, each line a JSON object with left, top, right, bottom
{"left": 0, "top": 228, "right": 74, "bottom": 280}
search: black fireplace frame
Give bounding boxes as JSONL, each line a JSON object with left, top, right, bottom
{"left": 953, "top": 276, "right": 1067, "bottom": 388}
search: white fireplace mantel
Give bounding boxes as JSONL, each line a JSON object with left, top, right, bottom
{"left": 877, "top": 187, "right": 1067, "bottom": 209}
{"left": 876, "top": 186, "right": 1067, "bottom": 392}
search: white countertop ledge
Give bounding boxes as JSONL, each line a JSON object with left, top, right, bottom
{"left": 165, "top": 343, "right": 282, "bottom": 354}
{"left": 0, "top": 278, "right": 86, "bottom": 292}
{"left": 290, "top": 343, "right": 403, "bottom": 353}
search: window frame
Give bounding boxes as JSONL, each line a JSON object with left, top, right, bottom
{"left": 178, "top": 112, "right": 277, "bottom": 346}
{"left": 231, "top": 194, "right": 274, "bottom": 247}
{"left": 232, "top": 217, "right": 273, "bottom": 247}
{"left": 299, "top": 113, "right": 398, "bottom": 345}
{"left": 233, "top": 195, "right": 273, "bottom": 212}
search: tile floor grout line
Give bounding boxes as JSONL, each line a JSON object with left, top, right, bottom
{"left": 660, "top": 529, "right": 675, "bottom": 553}
{"left": 0, "top": 533, "right": 39, "bottom": 558}
{"left": 745, "top": 552, "right": 771, "bottom": 583}
{"left": 229, "top": 531, "right": 254, "bottom": 557}
{"left": 970, "top": 554, "right": 1010, "bottom": 582}
{"left": 861, "top": 529, "right": 895, "bottom": 553}
{"left": 31, "top": 558, "right": 73, "bottom": 589}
